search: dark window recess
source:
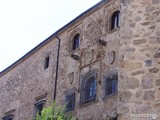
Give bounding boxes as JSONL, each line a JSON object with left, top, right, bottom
{"left": 2, "top": 115, "right": 14, "bottom": 120}
{"left": 111, "top": 11, "right": 120, "bottom": 30}
{"left": 105, "top": 73, "right": 118, "bottom": 96}
{"left": 72, "top": 34, "right": 80, "bottom": 51}
{"left": 65, "top": 93, "right": 75, "bottom": 112}
{"left": 44, "top": 56, "right": 49, "bottom": 69}
{"left": 80, "top": 77, "right": 96, "bottom": 104}
{"left": 35, "top": 100, "right": 45, "bottom": 116}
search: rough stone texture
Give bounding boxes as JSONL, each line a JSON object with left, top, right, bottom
{"left": 143, "top": 90, "right": 155, "bottom": 100}
{"left": 155, "top": 79, "right": 160, "bottom": 86}
{"left": 133, "top": 39, "right": 147, "bottom": 45}
{"left": 142, "top": 79, "right": 153, "bottom": 90}
{"left": 0, "top": 0, "right": 160, "bottom": 120}
{"left": 119, "top": 0, "right": 160, "bottom": 119}
{"left": 149, "top": 67, "right": 159, "bottom": 73}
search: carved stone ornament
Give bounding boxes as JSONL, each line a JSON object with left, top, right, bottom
{"left": 69, "top": 72, "right": 74, "bottom": 84}
{"left": 108, "top": 51, "right": 115, "bottom": 64}
{"left": 84, "top": 49, "right": 94, "bottom": 65}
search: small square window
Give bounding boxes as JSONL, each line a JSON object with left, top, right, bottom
{"left": 104, "top": 71, "right": 118, "bottom": 97}
{"left": 2, "top": 115, "right": 14, "bottom": 120}
{"left": 65, "top": 92, "right": 75, "bottom": 112}
{"left": 44, "top": 56, "right": 49, "bottom": 69}
{"left": 34, "top": 100, "right": 45, "bottom": 116}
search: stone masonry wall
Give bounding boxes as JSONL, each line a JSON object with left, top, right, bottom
{"left": 56, "top": 0, "right": 121, "bottom": 119}
{"left": 1, "top": 0, "right": 160, "bottom": 120}
{"left": 0, "top": 0, "right": 121, "bottom": 119}
{"left": 0, "top": 39, "right": 59, "bottom": 120}
{"left": 118, "top": 0, "right": 160, "bottom": 120}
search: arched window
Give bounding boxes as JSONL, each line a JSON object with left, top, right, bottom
{"left": 84, "top": 77, "right": 96, "bottom": 101}
{"left": 72, "top": 33, "right": 80, "bottom": 51}
{"left": 111, "top": 11, "right": 120, "bottom": 30}
{"left": 80, "top": 71, "right": 97, "bottom": 104}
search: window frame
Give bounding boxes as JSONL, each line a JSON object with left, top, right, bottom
{"left": 110, "top": 11, "right": 120, "bottom": 30}
{"left": 34, "top": 100, "right": 46, "bottom": 117}
{"left": 2, "top": 115, "right": 14, "bottom": 120}
{"left": 70, "top": 33, "right": 80, "bottom": 52}
{"left": 80, "top": 69, "right": 97, "bottom": 104}
{"left": 103, "top": 71, "right": 118, "bottom": 99}
{"left": 65, "top": 91, "right": 75, "bottom": 112}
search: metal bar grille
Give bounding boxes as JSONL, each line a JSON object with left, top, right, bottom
{"left": 105, "top": 74, "right": 118, "bottom": 96}
{"left": 80, "top": 79, "right": 96, "bottom": 104}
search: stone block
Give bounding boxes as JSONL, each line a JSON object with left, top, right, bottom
{"left": 143, "top": 90, "right": 155, "bottom": 100}
{"left": 133, "top": 39, "right": 147, "bottom": 45}
{"left": 122, "top": 61, "right": 142, "bottom": 70}
{"left": 141, "top": 79, "right": 153, "bottom": 89}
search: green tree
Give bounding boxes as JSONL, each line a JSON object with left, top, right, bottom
{"left": 36, "top": 102, "right": 73, "bottom": 120}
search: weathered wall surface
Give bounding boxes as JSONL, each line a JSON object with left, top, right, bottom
{"left": 0, "top": 0, "right": 121, "bottom": 119}
{"left": 0, "top": 0, "right": 160, "bottom": 120}
{"left": 55, "top": 0, "right": 121, "bottom": 119}
{"left": 0, "top": 39, "right": 59, "bottom": 119}
{"left": 119, "top": 0, "right": 160, "bottom": 120}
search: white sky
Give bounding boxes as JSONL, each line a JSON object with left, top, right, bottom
{"left": 0, "top": 0, "right": 101, "bottom": 72}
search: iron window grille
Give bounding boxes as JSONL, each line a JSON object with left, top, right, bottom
{"left": 111, "top": 11, "right": 120, "bottom": 30}
{"left": 72, "top": 34, "right": 80, "bottom": 51}
{"left": 65, "top": 93, "right": 75, "bottom": 112}
{"left": 2, "top": 115, "right": 14, "bottom": 120}
{"left": 34, "top": 100, "right": 45, "bottom": 116}
{"left": 80, "top": 76, "right": 96, "bottom": 104}
{"left": 104, "top": 72, "right": 118, "bottom": 97}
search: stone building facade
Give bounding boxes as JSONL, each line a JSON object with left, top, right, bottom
{"left": 0, "top": 0, "right": 160, "bottom": 120}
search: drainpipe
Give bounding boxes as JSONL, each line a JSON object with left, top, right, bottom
{"left": 53, "top": 35, "right": 61, "bottom": 101}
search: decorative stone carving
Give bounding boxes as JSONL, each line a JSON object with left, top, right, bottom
{"left": 80, "top": 45, "right": 101, "bottom": 67}
{"left": 107, "top": 51, "right": 115, "bottom": 64}
{"left": 68, "top": 72, "right": 74, "bottom": 84}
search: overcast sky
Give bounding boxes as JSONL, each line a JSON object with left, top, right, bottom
{"left": 0, "top": 0, "right": 101, "bottom": 72}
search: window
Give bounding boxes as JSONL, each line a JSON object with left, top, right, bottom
{"left": 34, "top": 100, "right": 45, "bottom": 116}
{"left": 104, "top": 71, "right": 118, "bottom": 97}
{"left": 72, "top": 34, "right": 80, "bottom": 51}
{"left": 80, "top": 70, "right": 97, "bottom": 104}
{"left": 2, "top": 115, "right": 14, "bottom": 120}
{"left": 65, "top": 92, "right": 75, "bottom": 112}
{"left": 111, "top": 11, "right": 120, "bottom": 30}
{"left": 44, "top": 56, "right": 49, "bottom": 69}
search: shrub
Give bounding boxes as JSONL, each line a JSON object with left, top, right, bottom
{"left": 36, "top": 102, "right": 73, "bottom": 120}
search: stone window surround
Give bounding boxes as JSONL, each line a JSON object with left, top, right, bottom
{"left": 105, "top": 6, "right": 120, "bottom": 33}
{"left": 102, "top": 70, "right": 118, "bottom": 100}
{"left": 110, "top": 10, "right": 120, "bottom": 30}
{"left": 68, "top": 29, "right": 82, "bottom": 53}
{"left": 79, "top": 69, "right": 98, "bottom": 105}
{"left": 2, "top": 114, "right": 14, "bottom": 120}
{"left": 34, "top": 93, "right": 47, "bottom": 118}
{"left": 34, "top": 100, "right": 46, "bottom": 117}
{"left": 72, "top": 34, "right": 80, "bottom": 51}
{"left": 2, "top": 109, "right": 15, "bottom": 120}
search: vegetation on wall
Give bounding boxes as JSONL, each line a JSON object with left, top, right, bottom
{"left": 36, "top": 102, "right": 73, "bottom": 120}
